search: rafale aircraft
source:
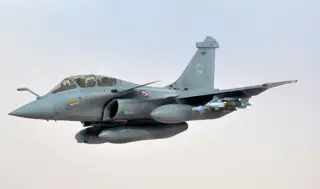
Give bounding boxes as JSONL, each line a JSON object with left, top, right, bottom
{"left": 9, "top": 36, "right": 297, "bottom": 144}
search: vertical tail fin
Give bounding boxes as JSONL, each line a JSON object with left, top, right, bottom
{"left": 168, "top": 36, "right": 219, "bottom": 91}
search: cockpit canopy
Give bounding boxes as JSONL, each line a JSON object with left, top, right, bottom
{"left": 50, "top": 75, "right": 118, "bottom": 94}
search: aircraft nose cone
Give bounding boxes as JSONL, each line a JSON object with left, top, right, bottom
{"left": 9, "top": 100, "right": 56, "bottom": 119}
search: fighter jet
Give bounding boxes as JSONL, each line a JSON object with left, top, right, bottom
{"left": 8, "top": 36, "right": 297, "bottom": 144}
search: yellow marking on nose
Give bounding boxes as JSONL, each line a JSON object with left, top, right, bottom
{"left": 68, "top": 99, "right": 77, "bottom": 103}
{"left": 223, "top": 101, "right": 227, "bottom": 107}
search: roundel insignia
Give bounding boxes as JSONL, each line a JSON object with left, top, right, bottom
{"left": 139, "top": 90, "right": 149, "bottom": 97}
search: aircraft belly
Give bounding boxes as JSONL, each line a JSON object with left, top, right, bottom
{"left": 75, "top": 122, "right": 188, "bottom": 144}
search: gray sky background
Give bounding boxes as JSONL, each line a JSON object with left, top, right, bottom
{"left": 0, "top": 1, "right": 319, "bottom": 189}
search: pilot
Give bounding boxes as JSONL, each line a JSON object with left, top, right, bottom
{"left": 86, "top": 79, "right": 96, "bottom": 87}
{"left": 75, "top": 78, "right": 85, "bottom": 87}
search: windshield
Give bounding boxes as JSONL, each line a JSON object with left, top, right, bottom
{"left": 49, "top": 75, "right": 118, "bottom": 94}
{"left": 50, "top": 79, "right": 77, "bottom": 94}
{"left": 68, "top": 75, "right": 117, "bottom": 87}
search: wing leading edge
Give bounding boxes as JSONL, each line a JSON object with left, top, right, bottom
{"left": 178, "top": 80, "right": 298, "bottom": 99}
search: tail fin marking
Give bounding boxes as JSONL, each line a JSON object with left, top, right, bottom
{"left": 169, "top": 36, "right": 219, "bottom": 91}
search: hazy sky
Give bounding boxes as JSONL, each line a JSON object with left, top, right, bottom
{"left": 0, "top": 1, "right": 319, "bottom": 189}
